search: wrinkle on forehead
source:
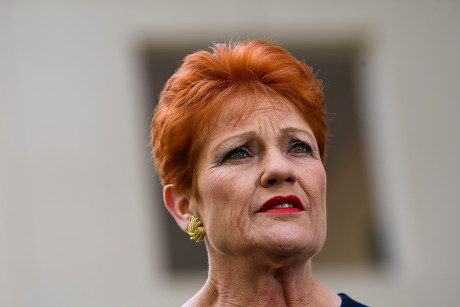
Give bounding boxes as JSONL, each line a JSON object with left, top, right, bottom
{"left": 213, "top": 93, "right": 295, "bottom": 131}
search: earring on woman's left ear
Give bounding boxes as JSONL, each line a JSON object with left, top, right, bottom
{"left": 187, "top": 216, "right": 206, "bottom": 242}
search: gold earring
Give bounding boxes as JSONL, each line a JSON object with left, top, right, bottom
{"left": 187, "top": 216, "right": 206, "bottom": 242}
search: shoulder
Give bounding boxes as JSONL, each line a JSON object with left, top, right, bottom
{"left": 338, "top": 293, "right": 369, "bottom": 307}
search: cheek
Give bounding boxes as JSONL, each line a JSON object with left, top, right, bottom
{"left": 197, "top": 167, "right": 252, "bottom": 217}
{"left": 315, "top": 166, "right": 327, "bottom": 216}
{"left": 315, "top": 165, "right": 327, "bottom": 195}
{"left": 314, "top": 164, "right": 328, "bottom": 233}
{"left": 196, "top": 167, "right": 255, "bottom": 250}
{"left": 302, "top": 161, "right": 327, "bottom": 199}
{"left": 199, "top": 169, "right": 233, "bottom": 207}
{"left": 198, "top": 167, "right": 254, "bottom": 233}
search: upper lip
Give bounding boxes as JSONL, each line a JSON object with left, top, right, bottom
{"left": 258, "top": 195, "right": 305, "bottom": 212}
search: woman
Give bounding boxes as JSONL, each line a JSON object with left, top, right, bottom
{"left": 151, "top": 40, "right": 367, "bottom": 306}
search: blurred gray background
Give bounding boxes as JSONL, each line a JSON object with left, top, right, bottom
{"left": 1, "top": 1, "right": 459, "bottom": 306}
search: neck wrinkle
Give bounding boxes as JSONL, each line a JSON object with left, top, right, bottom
{"left": 202, "top": 247, "right": 319, "bottom": 307}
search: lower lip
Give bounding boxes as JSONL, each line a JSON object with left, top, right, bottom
{"left": 260, "top": 208, "right": 302, "bottom": 214}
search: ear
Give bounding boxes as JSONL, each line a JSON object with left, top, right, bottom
{"left": 163, "top": 184, "right": 194, "bottom": 232}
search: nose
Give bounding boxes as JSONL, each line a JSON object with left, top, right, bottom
{"left": 260, "top": 153, "right": 297, "bottom": 188}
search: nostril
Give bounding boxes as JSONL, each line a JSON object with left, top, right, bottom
{"left": 285, "top": 177, "right": 293, "bottom": 183}
{"left": 268, "top": 178, "right": 277, "bottom": 184}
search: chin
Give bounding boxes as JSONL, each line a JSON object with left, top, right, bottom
{"left": 259, "top": 230, "right": 324, "bottom": 261}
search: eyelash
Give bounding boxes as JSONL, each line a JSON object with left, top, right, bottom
{"left": 222, "top": 146, "right": 251, "bottom": 162}
{"left": 288, "top": 140, "right": 314, "bottom": 156}
{"left": 221, "top": 139, "right": 313, "bottom": 164}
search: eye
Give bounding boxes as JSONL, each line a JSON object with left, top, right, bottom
{"left": 289, "top": 140, "right": 313, "bottom": 155}
{"left": 223, "top": 147, "right": 251, "bottom": 161}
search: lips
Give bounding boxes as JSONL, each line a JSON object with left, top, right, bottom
{"left": 258, "top": 195, "right": 304, "bottom": 214}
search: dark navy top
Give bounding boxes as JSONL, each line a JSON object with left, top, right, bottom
{"left": 338, "top": 293, "right": 369, "bottom": 307}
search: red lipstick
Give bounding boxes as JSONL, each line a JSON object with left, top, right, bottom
{"left": 258, "top": 195, "right": 304, "bottom": 214}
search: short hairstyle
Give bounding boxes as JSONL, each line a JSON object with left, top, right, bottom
{"left": 151, "top": 40, "right": 327, "bottom": 195}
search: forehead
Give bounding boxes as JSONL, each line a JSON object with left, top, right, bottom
{"left": 213, "top": 94, "right": 297, "bottom": 128}
{"left": 206, "top": 95, "right": 313, "bottom": 140}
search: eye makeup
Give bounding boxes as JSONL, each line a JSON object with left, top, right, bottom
{"left": 209, "top": 128, "right": 318, "bottom": 165}
{"left": 211, "top": 132, "right": 257, "bottom": 165}
{"left": 287, "top": 139, "right": 314, "bottom": 156}
{"left": 222, "top": 146, "right": 251, "bottom": 162}
{"left": 214, "top": 143, "right": 253, "bottom": 165}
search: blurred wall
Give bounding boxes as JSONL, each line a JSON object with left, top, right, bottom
{"left": 1, "top": 1, "right": 459, "bottom": 306}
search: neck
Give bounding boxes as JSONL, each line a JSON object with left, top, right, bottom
{"left": 187, "top": 248, "right": 340, "bottom": 307}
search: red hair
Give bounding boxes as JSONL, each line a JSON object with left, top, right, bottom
{"left": 151, "top": 40, "right": 327, "bottom": 194}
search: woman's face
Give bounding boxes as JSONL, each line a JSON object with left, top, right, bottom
{"left": 191, "top": 98, "right": 327, "bottom": 260}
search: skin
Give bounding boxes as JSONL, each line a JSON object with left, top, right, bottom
{"left": 164, "top": 97, "right": 341, "bottom": 307}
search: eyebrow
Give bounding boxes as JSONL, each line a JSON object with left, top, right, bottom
{"left": 212, "top": 131, "right": 258, "bottom": 152}
{"left": 212, "top": 126, "right": 316, "bottom": 152}
{"left": 279, "top": 127, "right": 315, "bottom": 139}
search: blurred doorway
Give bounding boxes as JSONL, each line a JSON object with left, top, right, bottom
{"left": 141, "top": 42, "right": 380, "bottom": 272}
